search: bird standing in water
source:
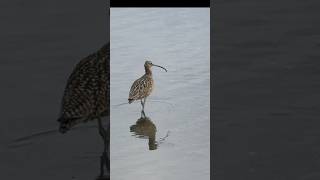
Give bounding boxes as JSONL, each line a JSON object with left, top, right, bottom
{"left": 57, "top": 44, "right": 109, "bottom": 178}
{"left": 128, "top": 60, "right": 167, "bottom": 116}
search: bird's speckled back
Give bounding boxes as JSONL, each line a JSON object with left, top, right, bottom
{"left": 58, "top": 44, "right": 109, "bottom": 133}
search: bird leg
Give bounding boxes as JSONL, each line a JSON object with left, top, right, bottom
{"left": 143, "top": 97, "right": 147, "bottom": 110}
{"left": 141, "top": 110, "right": 146, "bottom": 118}
{"left": 97, "top": 117, "right": 109, "bottom": 177}
{"left": 140, "top": 97, "right": 147, "bottom": 111}
{"left": 140, "top": 99, "right": 144, "bottom": 110}
{"left": 105, "top": 122, "right": 110, "bottom": 171}
{"left": 98, "top": 117, "right": 107, "bottom": 154}
{"left": 140, "top": 97, "right": 148, "bottom": 118}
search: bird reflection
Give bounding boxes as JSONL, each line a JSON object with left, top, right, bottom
{"left": 130, "top": 112, "right": 157, "bottom": 150}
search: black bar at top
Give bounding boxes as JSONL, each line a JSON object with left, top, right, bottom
{"left": 110, "top": 0, "right": 210, "bottom": 7}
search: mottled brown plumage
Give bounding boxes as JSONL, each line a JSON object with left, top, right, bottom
{"left": 128, "top": 61, "right": 167, "bottom": 111}
{"left": 58, "top": 44, "right": 109, "bottom": 133}
{"left": 57, "top": 43, "right": 110, "bottom": 178}
{"left": 128, "top": 73, "right": 154, "bottom": 103}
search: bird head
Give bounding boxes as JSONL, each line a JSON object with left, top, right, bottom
{"left": 144, "top": 60, "right": 167, "bottom": 72}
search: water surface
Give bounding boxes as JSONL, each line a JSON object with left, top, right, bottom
{"left": 0, "top": 0, "right": 107, "bottom": 179}
{"left": 111, "top": 8, "right": 210, "bottom": 180}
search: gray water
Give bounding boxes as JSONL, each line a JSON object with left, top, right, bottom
{"left": 110, "top": 8, "right": 210, "bottom": 180}
{"left": 213, "top": 0, "right": 320, "bottom": 179}
{"left": 0, "top": 0, "right": 107, "bottom": 179}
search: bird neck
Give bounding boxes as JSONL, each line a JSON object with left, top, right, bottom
{"left": 145, "top": 66, "right": 152, "bottom": 75}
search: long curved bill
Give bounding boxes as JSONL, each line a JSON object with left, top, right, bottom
{"left": 152, "top": 64, "right": 167, "bottom": 72}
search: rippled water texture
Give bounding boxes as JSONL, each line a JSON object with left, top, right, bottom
{"left": 111, "top": 8, "right": 210, "bottom": 180}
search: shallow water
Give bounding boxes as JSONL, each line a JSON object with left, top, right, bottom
{"left": 0, "top": 0, "right": 107, "bottom": 179}
{"left": 213, "top": 0, "right": 320, "bottom": 179}
{"left": 110, "top": 8, "right": 210, "bottom": 180}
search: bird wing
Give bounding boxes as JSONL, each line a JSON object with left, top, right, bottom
{"left": 128, "top": 75, "right": 152, "bottom": 101}
{"left": 60, "top": 44, "right": 109, "bottom": 120}
{"left": 60, "top": 54, "right": 97, "bottom": 119}
{"left": 58, "top": 44, "right": 109, "bottom": 133}
{"left": 129, "top": 77, "right": 142, "bottom": 100}
{"left": 128, "top": 76, "right": 146, "bottom": 100}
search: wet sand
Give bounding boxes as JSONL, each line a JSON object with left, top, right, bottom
{"left": 213, "top": 0, "right": 320, "bottom": 179}
{"left": 0, "top": 0, "right": 107, "bottom": 179}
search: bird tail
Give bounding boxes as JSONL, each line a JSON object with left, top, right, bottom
{"left": 57, "top": 117, "right": 70, "bottom": 134}
{"left": 128, "top": 99, "right": 134, "bottom": 104}
{"left": 57, "top": 117, "right": 81, "bottom": 134}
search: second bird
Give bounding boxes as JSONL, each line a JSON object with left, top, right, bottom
{"left": 128, "top": 60, "right": 167, "bottom": 114}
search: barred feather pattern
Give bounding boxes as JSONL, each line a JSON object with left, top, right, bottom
{"left": 58, "top": 44, "right": 109, "bottom": 133}
{"left": 128, "top": 74, "right": 153, "bottom": 103}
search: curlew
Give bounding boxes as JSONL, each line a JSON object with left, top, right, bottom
{"left": 57, "top": 43, "right": 109, "bottom": 178}
{"left": 128, "top": 60, "right": 167, "bottom": 115}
